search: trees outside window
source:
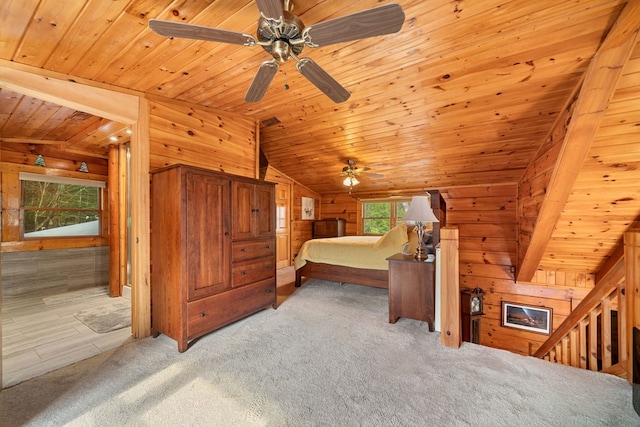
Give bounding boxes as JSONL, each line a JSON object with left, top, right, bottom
{"left": 21, "top": 174, "right": 104, "bottom": 238}
{"left": 362, "top": 200, "right": 410, "bottom": 235}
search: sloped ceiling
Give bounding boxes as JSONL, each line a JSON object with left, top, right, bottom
{"left": 1, "top": 0, "right": 639, "bottom": 276}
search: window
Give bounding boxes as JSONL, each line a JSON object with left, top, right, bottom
{"left": 20, "top": 173, "right": 105, "bottom": 238}
{"left": 362, "top": 199, "right": 410, "bottom": 235}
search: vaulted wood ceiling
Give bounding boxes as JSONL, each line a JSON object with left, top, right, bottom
{"left": 1, "top": 0, "right": 639, "bottom": 277}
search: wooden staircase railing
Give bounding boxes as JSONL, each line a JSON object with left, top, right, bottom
{"left": 533, "top": 254, "right": 626, "bottom": 375}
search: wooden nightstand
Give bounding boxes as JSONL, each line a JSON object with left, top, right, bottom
{"left": 386, "top": 253, "right": 436, "bottom": 332}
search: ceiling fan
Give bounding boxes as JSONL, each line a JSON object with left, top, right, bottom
{"left": 148, "top": 1, "right": 405, "bottom": 103}
{"left": 342, "top": 159, "right": 382, "bottom": 192}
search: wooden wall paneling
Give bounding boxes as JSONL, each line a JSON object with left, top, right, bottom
{"left": 148, "top": 98, "right": 257, "bottom": 177}
{"left": 319, "top": 193, "right": 359, "bottom": 235}
{"left": 0, "top": 172, "right": 20, "bottom": 243}
{"left": 291, "top": 183, "right": 321, "bottom": 261}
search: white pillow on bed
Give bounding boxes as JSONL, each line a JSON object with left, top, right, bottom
{"left": 373, "top": 224, "right": 409, "bottom": 249}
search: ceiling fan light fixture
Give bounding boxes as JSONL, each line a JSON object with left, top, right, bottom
{"left": 343, "top": 176, "right": 359, "bottom": 187}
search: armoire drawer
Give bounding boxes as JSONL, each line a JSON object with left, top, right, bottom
{"left": 187, "top": 278, "right": 275, "bottom": 340}
{"left": 232, "top": 257, "right": 274, "bottom": 287}
{"left": 232, "top": 239, "right": 275, "bottom": 262}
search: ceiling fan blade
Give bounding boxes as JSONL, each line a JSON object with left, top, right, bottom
{"left": 302, "top": 3, "right": 405, "bottom": 47}
{"left": 255, "top": 0, "right": 284, "bottom": 22}
{"left": 149, "top": 19, "right": 256, "bottom": 46}
{"left": 245, "top": 60, "right": 279, "bottom": 102}
{"left": 296, "top": 58, "right": 350, "bottom": 103}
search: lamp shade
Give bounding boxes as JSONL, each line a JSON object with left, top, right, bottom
{"left": 404, "top": 196, "right": 439, "bottom": 223}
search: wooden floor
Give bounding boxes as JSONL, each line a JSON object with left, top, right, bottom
{"left": 2, "top": 266, "right": 298, "bottom": 388}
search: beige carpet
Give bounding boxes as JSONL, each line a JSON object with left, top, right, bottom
{"left": 1, "top": 279, "right": 638, "bottom": 426}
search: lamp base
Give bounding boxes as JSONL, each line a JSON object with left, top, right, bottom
{"left": 414, "top": 247, "right": 428, "bottom": 261}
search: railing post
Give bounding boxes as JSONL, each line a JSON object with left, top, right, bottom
{"left": 625, "top": 229, "right": 640, "bottom": 384}
{"left": 440, "top": 227, "right": 460, "bottom": 348}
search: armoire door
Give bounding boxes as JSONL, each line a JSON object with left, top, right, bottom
{"left": 186, "top": 172, "right": 230, "bottom": 299}
{"left": 232, "top": 181, "right": 275, "bottom": 240}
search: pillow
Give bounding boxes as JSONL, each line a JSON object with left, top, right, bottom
{"left": 374, "top": 224, "right": 409, "bottom": 249}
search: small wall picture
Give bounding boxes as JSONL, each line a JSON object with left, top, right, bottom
{"left": 301, "top": 197, "right": 315, "bottom": 220}
{"left": 501, "top": 302, "right": 552, "bottom": 335}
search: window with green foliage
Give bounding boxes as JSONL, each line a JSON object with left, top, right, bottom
{"left": 362, "top": 199, "right": 411, "bottom": 235}
{"left": 20, "top": 173, "right": 104, "bottom": 238}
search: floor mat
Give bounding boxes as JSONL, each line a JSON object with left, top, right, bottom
{"left": 73, "top": 301, "right": 131, "bottom": 334}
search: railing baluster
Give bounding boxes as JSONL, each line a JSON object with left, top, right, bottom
{"left": 589, "top": 310, "right": 598, "bottom": 371}
{"left": 602, "top": 295, "right": 613, "bottom": 370}
{"left": 579, "top": 319, "right": 588, "bottom": 369}
{"left": 619, "top": 282, "right": 627, "bottom": 365}
{"left": 570, "top": 328, "right": 579, "bottom": 367}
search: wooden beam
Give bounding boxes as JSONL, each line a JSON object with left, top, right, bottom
{"left": 0, "top": 60, "right": 138, "bottom": 124}
{"left": 130, "top": 97, "right": 151, "bottom": 338}
{"left": 0, "top": 137, "right": 63, "bottom": 145}
{"left": 517, "top": 2, "right": 640, "bottom": 281}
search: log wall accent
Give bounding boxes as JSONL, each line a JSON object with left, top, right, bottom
{"left": 148, "top": 96, "right": 257, "bottom": 177}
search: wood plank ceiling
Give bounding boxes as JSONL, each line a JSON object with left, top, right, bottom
{"left": 1, "top": 0, "right": 639, "bottom": 276}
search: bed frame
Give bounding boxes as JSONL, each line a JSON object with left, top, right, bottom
{"left": 295, "top": 261, "right": 389, "bottom": 289}
{"left": 294, "top": 190, "right": 446, "bottom": 291}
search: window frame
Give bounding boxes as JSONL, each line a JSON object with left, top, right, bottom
{"left": 361, "top": 198, "right": 411, "bottom": 235}
{"left": 19, "top": 172, "right": 106, "bottom": 239}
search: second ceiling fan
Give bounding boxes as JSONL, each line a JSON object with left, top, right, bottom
{"left": 149, "top": 1, "right": 405, "bottom": 103}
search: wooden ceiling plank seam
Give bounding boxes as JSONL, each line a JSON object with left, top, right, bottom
{"left": 12, "top": 0, "right": 87, "bottom": 68}
{"left": 94, "top": 0, "right": 222, "bottom": 85}
{"left": 44, "top": 0, "right": 135, "bottom": 74}
{"left": 0, "top": 0, "right": 41, "bottom": 59}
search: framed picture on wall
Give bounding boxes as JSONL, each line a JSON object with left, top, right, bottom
{"left": 301, "top": 197, "right": 315, "bottom": 220}
{"left": 501, "top": 302, "right": 552, "bottom": 335}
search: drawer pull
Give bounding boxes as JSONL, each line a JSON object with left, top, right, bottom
{"left": 200, "top": 313, "right": 206, "bottom": 318}
{"left": 241, "top": 248, "right": 246, "bottom": 252}
{"left": 265, "top": 245, "right": 270, "bottom": 249}
{"left": 241, "top": 271, "right": 246, "bottom": 275}
{"left": 224, "top": 232, "right": 230, "bottom": 236}
{"left": 266, "top": 289, "right": 272, "bottom": 294}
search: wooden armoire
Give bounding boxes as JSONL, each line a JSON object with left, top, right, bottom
{"left": 151, "top": 164, "right": 276, "bottom": 352}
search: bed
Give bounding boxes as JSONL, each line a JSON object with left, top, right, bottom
{"left": 294, "top": 224, "right": 419, "bottom": 288}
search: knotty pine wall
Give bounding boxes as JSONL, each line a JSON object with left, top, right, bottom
{"left": 148, "top": 96, "right": 257, "bottom": 177}
{"left": 319, "top": 185, "right": 593, "bottom": 356}
{"left": 292, "top": 183, "right": 321, "bottom": 261}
